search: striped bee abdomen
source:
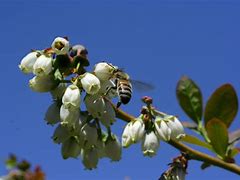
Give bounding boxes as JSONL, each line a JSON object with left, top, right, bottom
{"left": 117, "top": 80, "right": 132, "bottom": 104}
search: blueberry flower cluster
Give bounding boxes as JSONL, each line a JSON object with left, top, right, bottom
{"left": 122, "top": 97, "right": 185, "bottom": 157}
{"left": 19, "top": 37, "right": 122, "bottom": 169}
{"left": 19, "top": 37, "right": 185, "bottom": 169}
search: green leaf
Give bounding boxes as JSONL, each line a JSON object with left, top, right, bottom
{"left": 182, "top": 135, "right": 212, "bottom": 150}
{"left": 204, "top": 84, "right": 238, "bottom": 128}
{"left": 206, "top": 118, "right": 229, "bottom": 158}
{"left": 176, "top": 76, "right": 203, "bottom": 123}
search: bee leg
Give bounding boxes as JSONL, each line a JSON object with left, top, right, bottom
{"left": 116, "top": 102, "right": 122, "bottom": 108}
{"left": 104, "top": 86, "right": 113, "bottom": 96}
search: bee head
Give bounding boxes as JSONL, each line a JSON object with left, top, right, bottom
{"left": 115, "top": 71, "right": 129, "bottom": 80}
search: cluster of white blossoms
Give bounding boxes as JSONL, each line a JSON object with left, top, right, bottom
{"left": 122, "top": 99, "right": 185, "bottom": 157}
{"left": 19, "top": 36, "right": 185, "bottom": 169}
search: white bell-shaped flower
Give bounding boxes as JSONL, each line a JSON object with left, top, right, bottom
{"left": 105, "top": 135, "right": 122, "bottom": 161}
{"left": 99, "top": 101, "right": 116, "bottom": 127}
{"left": 81, "top": 123, "right": 98, "bottom": 147}
{"left": 51, "top": 37, "right": 70, "bottom": 55}
{"left": 74, "top": 117, "right": 86, "bottom": 149}
{"left": 61, "top": 137, "right": 81, "bottom": 159}
{"left": 122, "top": 123, "right": 133, "bottom": 148}
{"left": 33, "top": 55, "right": 53, "bottom": 76}
{"left": 52, "top": 125, "right": 71, "bottom": 144}
{"left": 62, "top": 84, "right": 81, "bottom": 110}
{"left": 29, "top": 75, "right": 58, "bottom": 92}
{"left": 154, "top": 115, "right": 185, "bottom": 141}
{"left": 98, "top": 80, "right": 118, "bottom": 98}
{"left": 142, "top": 131, "right": 159, "bottom": 157}
{"left": 81, "top": 148, "right": 99, "bottom": 170}
{"left": 93, "top": 62, "right": 115, "bottom": 81}
{"left": 45, "top": 102, "right": 61, "bottom": 125}
{"left": 84, "top": 94, "right": 105, "bottom": 118}
{"left": 95, "top": 138, "right": 106, "bottom": 159}
{"left": 77, "top": 134, "right": 85, "bottom": 149}
{"left": 19, "top": 51, "right": 39, "bottom": 74}
{"left": 130, "top": 118, "right": 145, "bottom": 143}
{"left": 84, "top": 94, "right": 116, "bottom": 127}
{"left": 155, "top": 117, "right": 171, "bottom": 141}
{"left": 167, "top": 116, "right": 185, "bottom": 140}
{"left": 51, "top": 83, "right": 67, "bottom": 100}
{"left": 60, "top": 105, "right": 80, "bottom": 128}
{"left": 74, "top": 112, "right": 88, "bottom": 132}
{"left": 81, "top": 73, "right": 101, "bottom": 95}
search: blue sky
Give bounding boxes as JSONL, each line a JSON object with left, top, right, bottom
{"left": 0, "top": 0, "right": 240, "bottom": 179}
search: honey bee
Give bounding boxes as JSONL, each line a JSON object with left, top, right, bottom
{"left": 106, "top": 64, "right": 154, "bottom": 108}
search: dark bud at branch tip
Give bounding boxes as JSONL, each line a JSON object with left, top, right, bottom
{"left": 141, "top": 96, "right": 153, "bottom": 105}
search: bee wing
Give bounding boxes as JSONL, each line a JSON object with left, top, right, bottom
{"left": 130, "top": 79, "right": 155, "bottom": 92}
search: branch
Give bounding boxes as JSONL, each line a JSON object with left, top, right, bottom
{"left": 115, "top": 107, "right": 240, "bottom": 175}
{"left": 111, "top": 102, "right": 136, "bottom": 122}
{"left": 168, "top": 140, "right": 240, "bottom": 175}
